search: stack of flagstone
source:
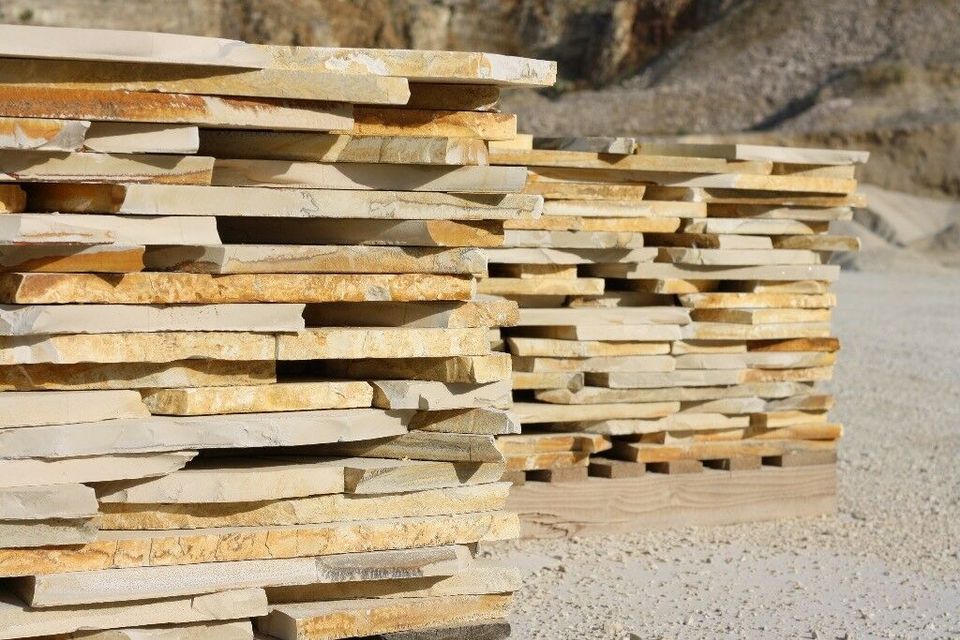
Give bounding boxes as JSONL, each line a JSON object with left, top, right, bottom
{"left": 484, "top": 135, "right": 864, "bottom": 482}
{"left": 0, "top": 24, "right": 555, "bottom": 640}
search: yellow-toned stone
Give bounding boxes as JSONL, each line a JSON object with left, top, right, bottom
{"left": 141, "top": 381, "right": 373, "bottom": 415}
{"left": 678, "top": 292, "right": 836, "bottom": 309}
{"left": 346, "top": 108, "right": 516, "bottom": 141}
{"left": 0, "top": 150, "right": 213, "bottom": 185}
{"left": 319, "top": 354, "right": 510, "bottom": 383}
{"left": 507, "top": 338, "right": 670, "bottom": 358}
{"left": 0, "top": 116, "right": 87, "bottom": 151}
{"left": 277, "top": 328, "right": 490, "bottom": 360}
{"left": 512, "top": 401, "right": 678, "bottom": 424}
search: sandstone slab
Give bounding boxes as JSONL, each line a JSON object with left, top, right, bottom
{"left": 0, "top": 518, "right": 97, "bottom": 548}
{"left": 371, "top": 380, "right": 512, "bottom": 411}
{"left": 277, "top": 328, "right": 489, "bottom": 360}
{"left": 141, "top": 381, "right": 373, "bottom": 416}
{"left": 0, "top": 484, "right": 97, "bottom": 520}
{"left": 84, "top": 122, "right": 200, "bottom": 154}
{"left": 318, "top": 354, "right": 510, "bottom": 383}
{"left": 0, "top": 390, "right": 149, "bottom": 427}
{"left": 0, "top": 150, "right": 213, "bottom": 185}
{"left": 315, "top": 433, "right": 504, "bottom": 463}
{"left": 0, "top": 116, "right": 87, "bottom": 151}
{"left": 0, "top": 452, "right": 195, "bottom": 489}
{"left": 0, "top": 213, "right": 220, "bottom": 245}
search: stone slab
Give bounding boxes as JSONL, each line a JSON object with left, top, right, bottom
{"left": 0, "top": 390, "right": 149, "bottom": 427}
{"left": 304, "top": 301, "right": 518, "bottom": 329}
{"left": 0, "top": 452, "right": 195, "bottom": 489}
{"left": 406, "top": 83, "right": 500, "bottom": 111}
{"left": 0, "top": 213, "right": 220, "bottom": 245}
{"left": 64, "top": 621, "right": 254, "bottom": 640}
{"left": 512, "top": 401, "right": 678, "bottom": 424}
{"left": 371, "top": 380, "right": 512, "bottom": 411}
{"left": 534, "top": 136, "right": 636, "bottom": 154}
{"left": 490, "top": 147, "right": 727, "bottom": 172}
{"left": 659, "top": 248, "right": 820, "bottom": 266}
{"left": 346, "top": 108, "right": 516, "bottom": 141}
{"left": 0, "top": 185, "right": 25, "bottom": 212}
{"left": 317, "top": 354, "right": 510, "bottom": 384}
{"left": 0, "top": 519, "right": 97, "bottom": 548}
{"left": 0, "top": 484, "right": 97, "bottom": 520}
{"left": 586, "top": 263, "right": 841, "bottom": 281}
{"left": 141, "top": 381, "right": 373, "bottom": 416}
{"left": 0, "top": 116, "right": 88, "bottom": 151}
{"left": 277, "top": 328, "right": 489, "bottom": 360}
{"left": 512, "top": 355, "right": 675, "bottom": 374}
{"left": 0, "top": 150, "right": 213, "bottom": 185}
{"left": 483, "top": 247, "right": 654, "bottom": 265}
{"left": 507, "top": 338, "right": 670, "bottom": 358}
{"left": 637, "top": 142, "right": 868, "bottom": 165}
{"left": 678, "top": 292, "right": 836, "bottom": 309}
{"left": 537, "top": 381, "right": 812, "bottom": 405}
{"left": 84, "top": 122, "right": 200, "bottom": 154}
{"left": 0, "top": 244, "right": 146, "bottom": 273}
{"left": 342, "top": 459, "right": 506, "bottom": 494}
{"left": 407, "top": 408, "right": 520, "bottom": 435}
{"left": 478, "top": 277, "right": 604, "bottom": 296}
{"left": 315, "top": 433, "right": 504, "bottom": 463}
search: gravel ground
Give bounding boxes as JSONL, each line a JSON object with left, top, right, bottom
{"left": 485, "top": 270, "right": 960, "bottom": 639}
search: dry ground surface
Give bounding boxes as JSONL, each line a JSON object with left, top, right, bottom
{"left": 486, "top": 270, "right": 960, "bottom": 639}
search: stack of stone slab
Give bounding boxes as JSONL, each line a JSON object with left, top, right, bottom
{"left": 484, "top": 135, "right": 864, "bottom": 483}
{"left": 0, "top": 25, "right": 555, "bottom": 640}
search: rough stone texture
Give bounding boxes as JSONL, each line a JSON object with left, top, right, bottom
{"left": 277, "top": 327, "right": 489, "bottom": 360}
{"left": 342, "top": 459, "right": 507, "bottom": 494}
{"left": 0, "top": 519, "right": 97, "bottom": 548}
{"left": 0, "top": 185, "right": 25, "bottom": 212}
{"left": 0, "top": 244, "right": 146, "bottom": 274}
{"left": 84, "top": 123, "right": 200, "bottom": 154}
{"left": 513, "top": 401, "right": 678, "bottom": 425}
{"left": 0, "top": 452, "right": 196, "bottom": 489}
{"left": 0, "top": 484, "right": 97, "bottom": 519}
{"left": 63, "top": 621, "right": 254, "bottom": 640}
{"left": 0, "top": 390, "right": 149, "bottom": 427}
{"left": 371, "top": 380, "right": 512, "bottom": 411}
{"left": 407, "top": 408, "right": 520, "bottom": 435}
{"left": 0, "top": 150, "right": 213, "bottom": 185}
{"left": 0, "top": 116, "right": 88, "bottom": 151}
{"left": 140, "top": 381, "right": 373, "bottom": 416}
{"left": 0, "top": 213, "right": 220, "bottom": 245}
{"left": 0, "top": 512, "right": 519, "bottom": 575}
{"left": 315, "top": 433, "right": 504, "bottom": 463}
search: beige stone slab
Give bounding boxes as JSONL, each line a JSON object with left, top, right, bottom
{"left": 0, "top": 484, "right": 97, "bottom": 520}
{"left": 0, "top": 273, "right": 474, "bottom": 304}
{"left": 643, "top": 186, "right": 866, "bottom": 207}
{"left": 611, "top": 438, "right": 837, "bottom": 464}
{"left": 408, "top": 408, "right": 520, "bottom": 435}
{"left": 512, "top": 355, "right": 675, "bottom": 373}
{"left": 671, "top": 340, "right": 748, "bottom": 355}
{"left": 690, "top": 308, "right": 832, "bottom": 324}
{"left": 27, "top": 183, "right": 540, "bottom": 221}
{"left": 479, "top": 277, "right": 604, "bottom": 296}
{"left": 742, "top": 366, "right": 834, "bottom": 384}
{"left": 316, "top": 432, "right": 504, "bottom": 463}
{"left": 305, "top": 301, "right": 517, "bottom": 329}
{"left": 680, "top": 397, "right": 767, "bottom": 414}
{"left": 141, "top": 381, "right": 373, "bottom": 416}
{"left": 212, "top": 160, "right": 526, "bottom": 193}
{"left": 764, "top": 394, "right": 835, "bottom": 412}
{"left": 0, "top": 588, "right": 267, "bottom": 640}
{"left": 748, "top": 337, "right": 840, "bottom": 353}
{"left": 0, "top": 116, "right": 88, "bottom": 151}
{"left": 512, "top": 401, "right": 678, "bottom": 424}
{"left": 682, "top": 218, "right": 826, "bottom": 235}
{"left": 516, "top": 307, "right": 690, "bottom": 327}
{"left": 277, "top": 328, "right": 489, "bottom": 360}
{"left": 0, "top": 331, "right": 275, "bottom": 365}
{"left": 0, "top": 360, "right": 275, "bottom": 391}
{"left": 632, "top": 171, "right": 857, "bottom": 194}
{"left": 371, "top": 380, "right": 512, "bottom": 411}
{"left": 342, "top": 458, "right": 506, "bottom": 494}
{"left": 0, "top": 409, "right": 409, "bottom": 459}
{"left": 256, "top": 594, "right": 509, "bottom": 639}
{"left": 345, "top": 108, "right": 516, "bottom": 141}
{"left": 709, "top": 204, "right": 854, "bottom": 222}
{"left": 0, "top": 85, "right": 351, "bottom": 131}
{"left": 219, "top": 217, "right": 504, "bottom": 248}
{"left": 484, "top": 247, "right": 654, "bottom": 265}
{"left": 497, "top": 433, "right": 609, "bottom": 454}
{"left": 18, "top": 546, "right": 467, "bottom": 607}
{"left": 658, "top": 248, "right": 820, "bottom": 266}
{"left": 99, "top": 483, "right": 511, "bottom": 531}
{"left": 0, "top": 511, "right": 519, "bottom": 575}
{"left": 65, "top": 621, "right": 253, "bottom": 640}
{"left": 494, "top": 264, "right": 579, "bottom": 279}
{"left": 534, "top": 136, "right": 637, "bottom": 154}
{"left": 504, "top": 216, "right": 675, "bottom": 233}
{"left": 539, "top": 199, "right": 705, "bottom": 220}
{"left": 0, "top": 150, "right": 212, "bottom": 184}
{"left": 0, "top": 57, "right": 409, "bottom": 104}
{"left": 144, "top": 245, "right": 485, "bottom": 275}
{"left": 734, "top": 280, "right": 833, "bottom": 294}
{"left": 645, "top": 232, "right": 772, "bottom": 249}
{"left": 0, "top": 390, "right": 149, "bottom": 428}
{"left": 511, "top": 324, "right": 682, "bottom": 342}
{"left": 572, "top": 413, "right": 750, "bottom": 436}
{"left": 751, "top": 410, "right": 830, "bottom": 429}
{"left": 0, "top": 303, "right": 305, "bottom": 336}
{"left": 674, "top": 351, "right": 835, "bottom": 370}
{"left": 0, "top": 185, "right": 26, "bottom": 212}
{"left": 619, "top": 278, "right": 719, "bottom": 294}
{"left": 84, "top": 122, "right": 200, "bottom": 154}
{"left": 586, "top": 369, "right": 744, "bottom": 389}
{"left": 504, "top": 451, "right": 589, "bottom": 471}
{"left": 0, "top": 244, "right": 146, "bottom": 274}
{"left": 679, "top": 292, "right": 836, "bottom": 309}
{"left": 537, "top": 381, "right": 811, "bottom": 405}
{"left": 0, "top": 213, "right": 220, "bottom": 245}
{"left": 0, "top": 519, "right": 98, "bottom": 548}
{"left": 586, "top": 263, "right": 840, "bottom": 281}
{"left": 0, "top": 452, "right": 195, "bottom": 489}
{"left": 524, "top": 181, "right": 650, "bottom": 201}
{"left": 96, "top": 458, "right": 347, "bottom": 504}
{"left": 566, "top": 291, "right": 673, "bottom": 308}
{"left": 637, "top": 142, "right": 868, "bottom": 165}
{"left": 773, "top": 235, "right": 861, "bottom": 251}
{"left": 198, "top": 130, "right": 489, "bottom": 166}
{"left": 503, "top": 230, "right": 645, "bottom": 250}
{"left": 507, "top": 338, "right": 670, "bottom": 358}
{"left": 511, "top": 371, "right": 583, "bottom": 390}
{"left": 682, "top": 322, "right": 833, "bottom": 340}
{"left": 265, "top": 564, "right": 521, "bottom": 603}
{"left": 490, "top": 148, "right": 727, "bottom": 172}
{"left": 319, "top": 354, "right": 510, "bottom": 384}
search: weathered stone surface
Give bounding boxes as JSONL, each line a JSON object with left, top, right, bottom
{"left": 141, "top": 381, "right": 373, "bottom": 416}
{"left": 511, "top": 371, "right": 583, "bottom": 391}
{"left": 585, "top": 263, "right": 841, "bottom": 281}
{"left": 748, "top": 337, "right": 840, "bottom": 352}
{"left": 318, "top": 354, "right": 510, "bottom": 384}
{"left": 342, "top": 459, "right": 506, "bottom": 494}
{"left": 637, "top": 142, "right": 869, "bottom": 166}
{"left": 690, "top": 308, "right": 832, "bottom": 325}
{"left": 0, "top": 452, "right": 196, "bottom": 489}
{"left": 0, "top": 511, "right": 519, "bottom": 575}
{"left": 84, "top": 123, "right": 200, "bottom": 154}
{"left": 0, "top": 360, "right": 275, "bottom": 391}
{"left": 95, "top": 457, "right": 347, "bottom": 504}
{"left": 0, "top": 588, "right": 267, "bottom": 640}
{"left": 255, "top": 594, "right": 510, "bottom": 640}
{"left": 0, "top": 409, "right": 409, "bottom": 459}
{"left": 0, "top": 303, "right": 305, "bottom": 336}
{"left": 736, "top": 280, "right": 833, "bottom": 294}
{"left": 516, "top": 307, "right": 690, "bottom": 327}
{"left": 316, "top": 433, "right": 504, "bottom": 463}
{"left": 675, "top": 351, "right": 836, "bottom": 370}
{"left": 683, "top": 218, "right": 827, "bottom": 235}
{"left": 0, "top": 57, "right": 409, "bottom": 103}
{"left": 479, "top": 277, "right": 603, "bottom": 297}
{"left": 773, "top": 235, "right": 860, "bottom": 251}
{"left": 99, "top": 484, "right": 511, "bottom": 531}
{"left": 571, "top": 413, "right": 750, "bottom": 436}
{"left": 709, "top": 205, "right": 853, "bottom": 222}
{"left": 490, "top": 148, "right": 726, "bottom": 173}
{"left": 407, "top": 408, "right": 520, "bottom": 435}
{"left": 512, "top": 355, "right": 675, "bottom": 374}
{"left": 17, "top": 546, "right": 467, "bottom": 607}
{"left": 497, "top": 433, "right": 609, "bottom": 454}
{"left": 346, "top": 108, "right": 515, "bottom": 141}
{"left": 512, "top": 401, "right": 678, "bottom": 424}
{"left": 659, "top": 248, "right": 820, "bottom": 266}
{"left": 0, "top": 86, "right": 352, "bottom": 131}
{"left": 26, "top": 183, "right": 541, "bottom": 221}
{"left": 406, "top": 83, "right": 500, "bottom": 111}
{"left": 63, "top": 621, "right": 253, "bottom": 640}
{"left": 0, "top": 244, "right": 145, "bottom": 274}
{"left": 537, "top": 381, "right": 812, "bottom": 405}
{"left": 277, "top": 328, "right": 489, "bottom": 360}
{"left": 681, "top": 322, "right": 832, "bottom": 340}
{"left": 143, "top": 245, "right": 485, "bottom": 275}
{"left": 0, "top": 484, "right": 97, "bottom": 519}
{"left": 0, "top": 116, "right": 88, "bottom": 151}
{"left": 511, "top": 324, "right": 682, "bottom": 342}
{"left": 503, "top": 229, "right": 646, "bottom": 250}
{"left": 0, "top": 273, "right": 474, "bottom": 304}
{"left": 586, "top": 369, "right": 743, "bottom": 389}
{"left": 611, "top": 438, "right": 837, "bottom": 464}
{"left": 0, "top": 519, "right": 97, "bottom": 548}
{"left": 371, "top": 380, "right": 512, "bottom": 411}
{"left": 212, "top": 160, "right": 526, "bottom": 193}
{"left": 642, "top": 186, "right": 866, "bottom": 208}
{"left": 507, "top": 338, "right": 669, "bottom": 358}
{"left": 504, "top": 451, "right": 588, "bottom": 471}
{"left": 678, "top": 292, "right": 836, "bottom": 309}
{"left": 0, "top": 390, "right": 149, "bottom": 428}
{"left": 534, "top": 136, "right": 636, "bottom": 154}
{"left": 0, "top": 150, "right": 213, "bottom": 185}
{"left": 645, "top": 232, "right": 773, "bottom": 250}
{"left": 483, "top": 247, "right": 655, "bottom": 265}
{"left": 305, "top": 301, "right": 517, "bottom": 329}
{"left": 219, "top": 218, "right": 504, "bottom": 248}
{"left": 0, "top": 331, "right": 275, "bottom": 365}
{"left": 0, "top": 213, "right": 220, "bottom": 245}
{"left": 0, "top": 185, "right": 25, "bottom": 212}
{"left": 199, "top": 131, "right": 488, "bottom": 166}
